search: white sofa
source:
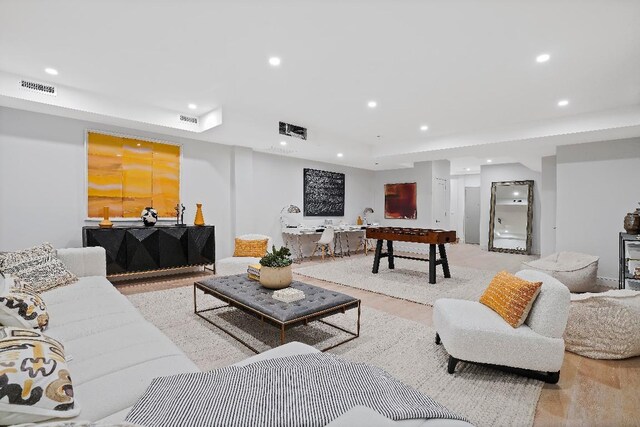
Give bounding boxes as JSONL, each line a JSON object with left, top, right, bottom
{"left": 433, "top": 270, "right": 570, "bottom": 383}
{"left": 215, "top": 234, "right": 273, "bottom": 276}
{"left": 40, "top": 247, "right": 470, "bottom": 426}
{"left": 45, "top": 247, "right": 199, "bottom": 422}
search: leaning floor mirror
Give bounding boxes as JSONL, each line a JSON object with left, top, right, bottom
{"left": 488, "top": 180, "right": 534, "bottom": 255}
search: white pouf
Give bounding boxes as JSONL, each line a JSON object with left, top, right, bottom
{"left": 522, "top": 252, "right": 599, "bottom": 293}
{"left": 564, "top": 289, "right": 640, "bottom": 359}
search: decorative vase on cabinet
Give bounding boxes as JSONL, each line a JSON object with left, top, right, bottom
{"left": 99, "top": 206, "right": 113, "bottom": 229}
{"left": 624, "top": 212, "right": 640, "bottom": 235}
{"left": 194, "top": 203, "right": 205, "bottom": 226}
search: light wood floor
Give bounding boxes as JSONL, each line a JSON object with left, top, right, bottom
{"left": 115, "top": 244, "right": 640, "bottom": 427}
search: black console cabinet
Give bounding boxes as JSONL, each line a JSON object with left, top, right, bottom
{"left": 83, "top": 225, "right": 215, "bottom": 275}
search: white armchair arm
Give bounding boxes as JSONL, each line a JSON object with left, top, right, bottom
{"left": 56, "top": 247, "right": 107, "bottom": 278}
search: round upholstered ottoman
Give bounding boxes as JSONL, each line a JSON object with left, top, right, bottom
{"left": 564, "top": 289, "right": 640, "bottom": 359}
{"left": 521, "top": 252, "right": 598, "bottom": 292}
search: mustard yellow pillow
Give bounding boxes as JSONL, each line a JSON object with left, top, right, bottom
{"left": 233, "top": 239, "right": 269, "bottom": 258}
{"left": 479, "top": 271, "right": 542, "bottom": 328}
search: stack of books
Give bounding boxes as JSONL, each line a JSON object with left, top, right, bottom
{"left": 247, "top": 264, "right": 261, "bottom": 281}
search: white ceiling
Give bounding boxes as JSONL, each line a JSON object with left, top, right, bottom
{"left": 1, "top": 0, "right": 639, "bottom": 171}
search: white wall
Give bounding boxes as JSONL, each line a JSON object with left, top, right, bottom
{"left": 373, "top": 161, "right": 453, "bottom": 253}
{"left": 251, "top": 152, "right": 375, "bottom": 254}
{"left": 450, "top": 174, "right": 480, "bottom": 242}
{"left": 0, "top": 107, "right": 235, "bottom": 257}
{"left": 556, "top": 138, "right": 640, "bottom": 279}
{"left": 0, "top": 107, "right": 381, "bottom": 261}
{"left": 480, "top": 163, "right": 542, "bottom": 254}
{"left": 540, "top": 155, "right": 557, "bottom": 256}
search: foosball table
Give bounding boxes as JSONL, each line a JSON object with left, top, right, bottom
{"left": 366, "top": 227, "right": 457, "bottom": 284}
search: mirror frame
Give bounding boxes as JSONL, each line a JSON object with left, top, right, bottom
{"left": 488, "top": 180, "right": 534, "bottom": 255}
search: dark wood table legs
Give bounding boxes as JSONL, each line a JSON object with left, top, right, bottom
{"left": 371, "top": 239, "right": 451, "bottom": 284}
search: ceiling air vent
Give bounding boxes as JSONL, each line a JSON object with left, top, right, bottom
{"left": 179, "top": 115, "right": 198, "bottom": 124}
{"left": 19, "top": 79, "right": 57, "bottom": 96}
{"left": 279, "top": 121, "right": 307, "bottom": 140}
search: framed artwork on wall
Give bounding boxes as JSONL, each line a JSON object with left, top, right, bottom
{"left": 303, "top": 168, "right": 345, "bottom": 216}
{"left": 384, "top": 182, "right": 417, "bottom": 219}
{"left": 85, "top": 131, "right": 181, "bottom": 219}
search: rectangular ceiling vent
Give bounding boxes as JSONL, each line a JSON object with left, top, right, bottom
{"left": 279, "top": 121, "right": 307, "bottom": 140}
{"left": 19, "top": 79, "right": 57, "bottom": 96}
{"left": 179, "top": 115, "right": 198, "bottom": 124}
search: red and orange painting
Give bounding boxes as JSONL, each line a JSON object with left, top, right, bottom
{"left": 384, "top": 183, "right": 417, "bottom": 219}
{"left": 87, "top": 132, "right": 180, "bottom": 218}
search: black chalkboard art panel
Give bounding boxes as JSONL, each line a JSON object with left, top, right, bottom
{"left": 303, "top": 168, "right": 345, "bottom": 216}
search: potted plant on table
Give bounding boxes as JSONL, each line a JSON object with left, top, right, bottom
{"left": 259, "top": 246, "right": 293, "bottom": 289}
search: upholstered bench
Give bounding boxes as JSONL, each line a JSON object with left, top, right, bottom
{"left": 522, "top": 251, "right": 599, "bottom": 292}
{"left": 564, "top": 289, "right": 640, "bottom": 359}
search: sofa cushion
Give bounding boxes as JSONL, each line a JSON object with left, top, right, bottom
{"left": 0, "top": 327, "right": 80, "bottom": 425}
{"left": 233, "top": 238, "right": 268, "bottom": 258}
{"left": 0, "top": 287, "right": 49, "bottom": 331}
{"left": 479, "top": 271, "right": 542, "bottom": 327}
{"left": 0, "top": 243, "right": 77, "bottom": 292}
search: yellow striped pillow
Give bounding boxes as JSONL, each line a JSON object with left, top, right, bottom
{"left": 233, "top": 239, "right": 269, "bottom": 258}
{"left": 479, "top": 271, "right": 542, "bottom": 328}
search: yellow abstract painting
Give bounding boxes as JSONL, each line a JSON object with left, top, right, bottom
{"left": 87, "top": 132, "right": 180, "bottom": 218}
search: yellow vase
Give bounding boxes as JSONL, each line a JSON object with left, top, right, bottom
{"left": 356, "top": 216, "right": 363, "bottom": 225}
{"left": 194, "top": 203, "right": 205, "bottom": 226}
{"left": 99, "top": 206, "right": 113, "bottom": 228}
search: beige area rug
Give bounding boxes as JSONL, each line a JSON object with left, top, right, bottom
{"left": 294, "top": 256, "right": 497, "bottom": 306}
{"left": 128, "top": 286, "right": 542, "bottom": 427}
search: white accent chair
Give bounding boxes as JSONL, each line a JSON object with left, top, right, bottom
{"left": 522, "top": 251, "right": 599, "bottom": 293}
{"left": 311, "top": 227, "right": 335, "bottom": 260}
{"left": 215, "top": 234, "right": 273, "bottom": 276}
{"left": 433, "top": 270, "right": 570, "bottom": 383}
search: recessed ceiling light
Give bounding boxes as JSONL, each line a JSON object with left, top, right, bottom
{"left": 44, "top": 67, "right": 58, "bottom": 75}
{"left": 280, "top": 141, "right": 287, "bottom": 146}
{"left": 557, "top": 99, "right": 569, "bottom": 107}
{"left": 536, "top": 53, "right": 550, "bottom": 63}
{"left": 337, "top": 153, "right": 344, "bottom": 158}
{"left": 367, "top": 101, "right": 377, "bottom": 108}
{"left": 188, "top": 103, "right": 197, "bottom": 110}
{"left": 505, "top": 230, "right": 509, "bottom": 233}
{"left": 136, "top": 143, "right": 141, "bottom": 147}
{"left": 465, "top": 168, "right": 471, "bottom": 171}
{"left": 268, "top": 57, "right": 281, "bottom": 66}
{"left": 487, "top": 159, "right": 493, "bottom": 163}
{"left": 513, "top": 191, "right": 520, "bottom": 196}
{"left": 420, "top": 125, "right": 429, "bottom": 131}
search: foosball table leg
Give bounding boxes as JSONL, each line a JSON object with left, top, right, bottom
{"left": 438, "top": 244, "right": 451, "bottom": 278}
{"left": 372, "top": 239, "right": 384, "bottom": 273}
{"left": 429, "top": 244, "right": 437, "bottom": 284}
{"left": 387, "top": 240, "right": 395, "bottom": 269}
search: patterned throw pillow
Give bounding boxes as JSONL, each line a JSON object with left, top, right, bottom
{"left": 0, "top": 327, "right": 80, "bottom": 424}
{"left": 0, "top": 287, "right": 49, "bottom": 331}
{"left": 233, "top": 239, "right": 269, "bottom": 258}
{"left": 0, "top": 243, "right": 77, "bottom": 292}
{"left": 479, "top": 271, "right": 542, "bottom": 328}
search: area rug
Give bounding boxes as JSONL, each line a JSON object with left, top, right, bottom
{"left": 294, "top": 256, "right": 497, "bottom": 306}
{"left": 127, "top": 286, "right": 542, "bottom": 427}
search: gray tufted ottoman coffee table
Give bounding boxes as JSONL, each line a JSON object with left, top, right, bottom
{"left": 194, "top": 274, "right": 361, "bottom": 353}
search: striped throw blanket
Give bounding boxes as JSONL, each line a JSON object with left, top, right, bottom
{"left": 126, "top": 353, "right": 465, "bottom": 427}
